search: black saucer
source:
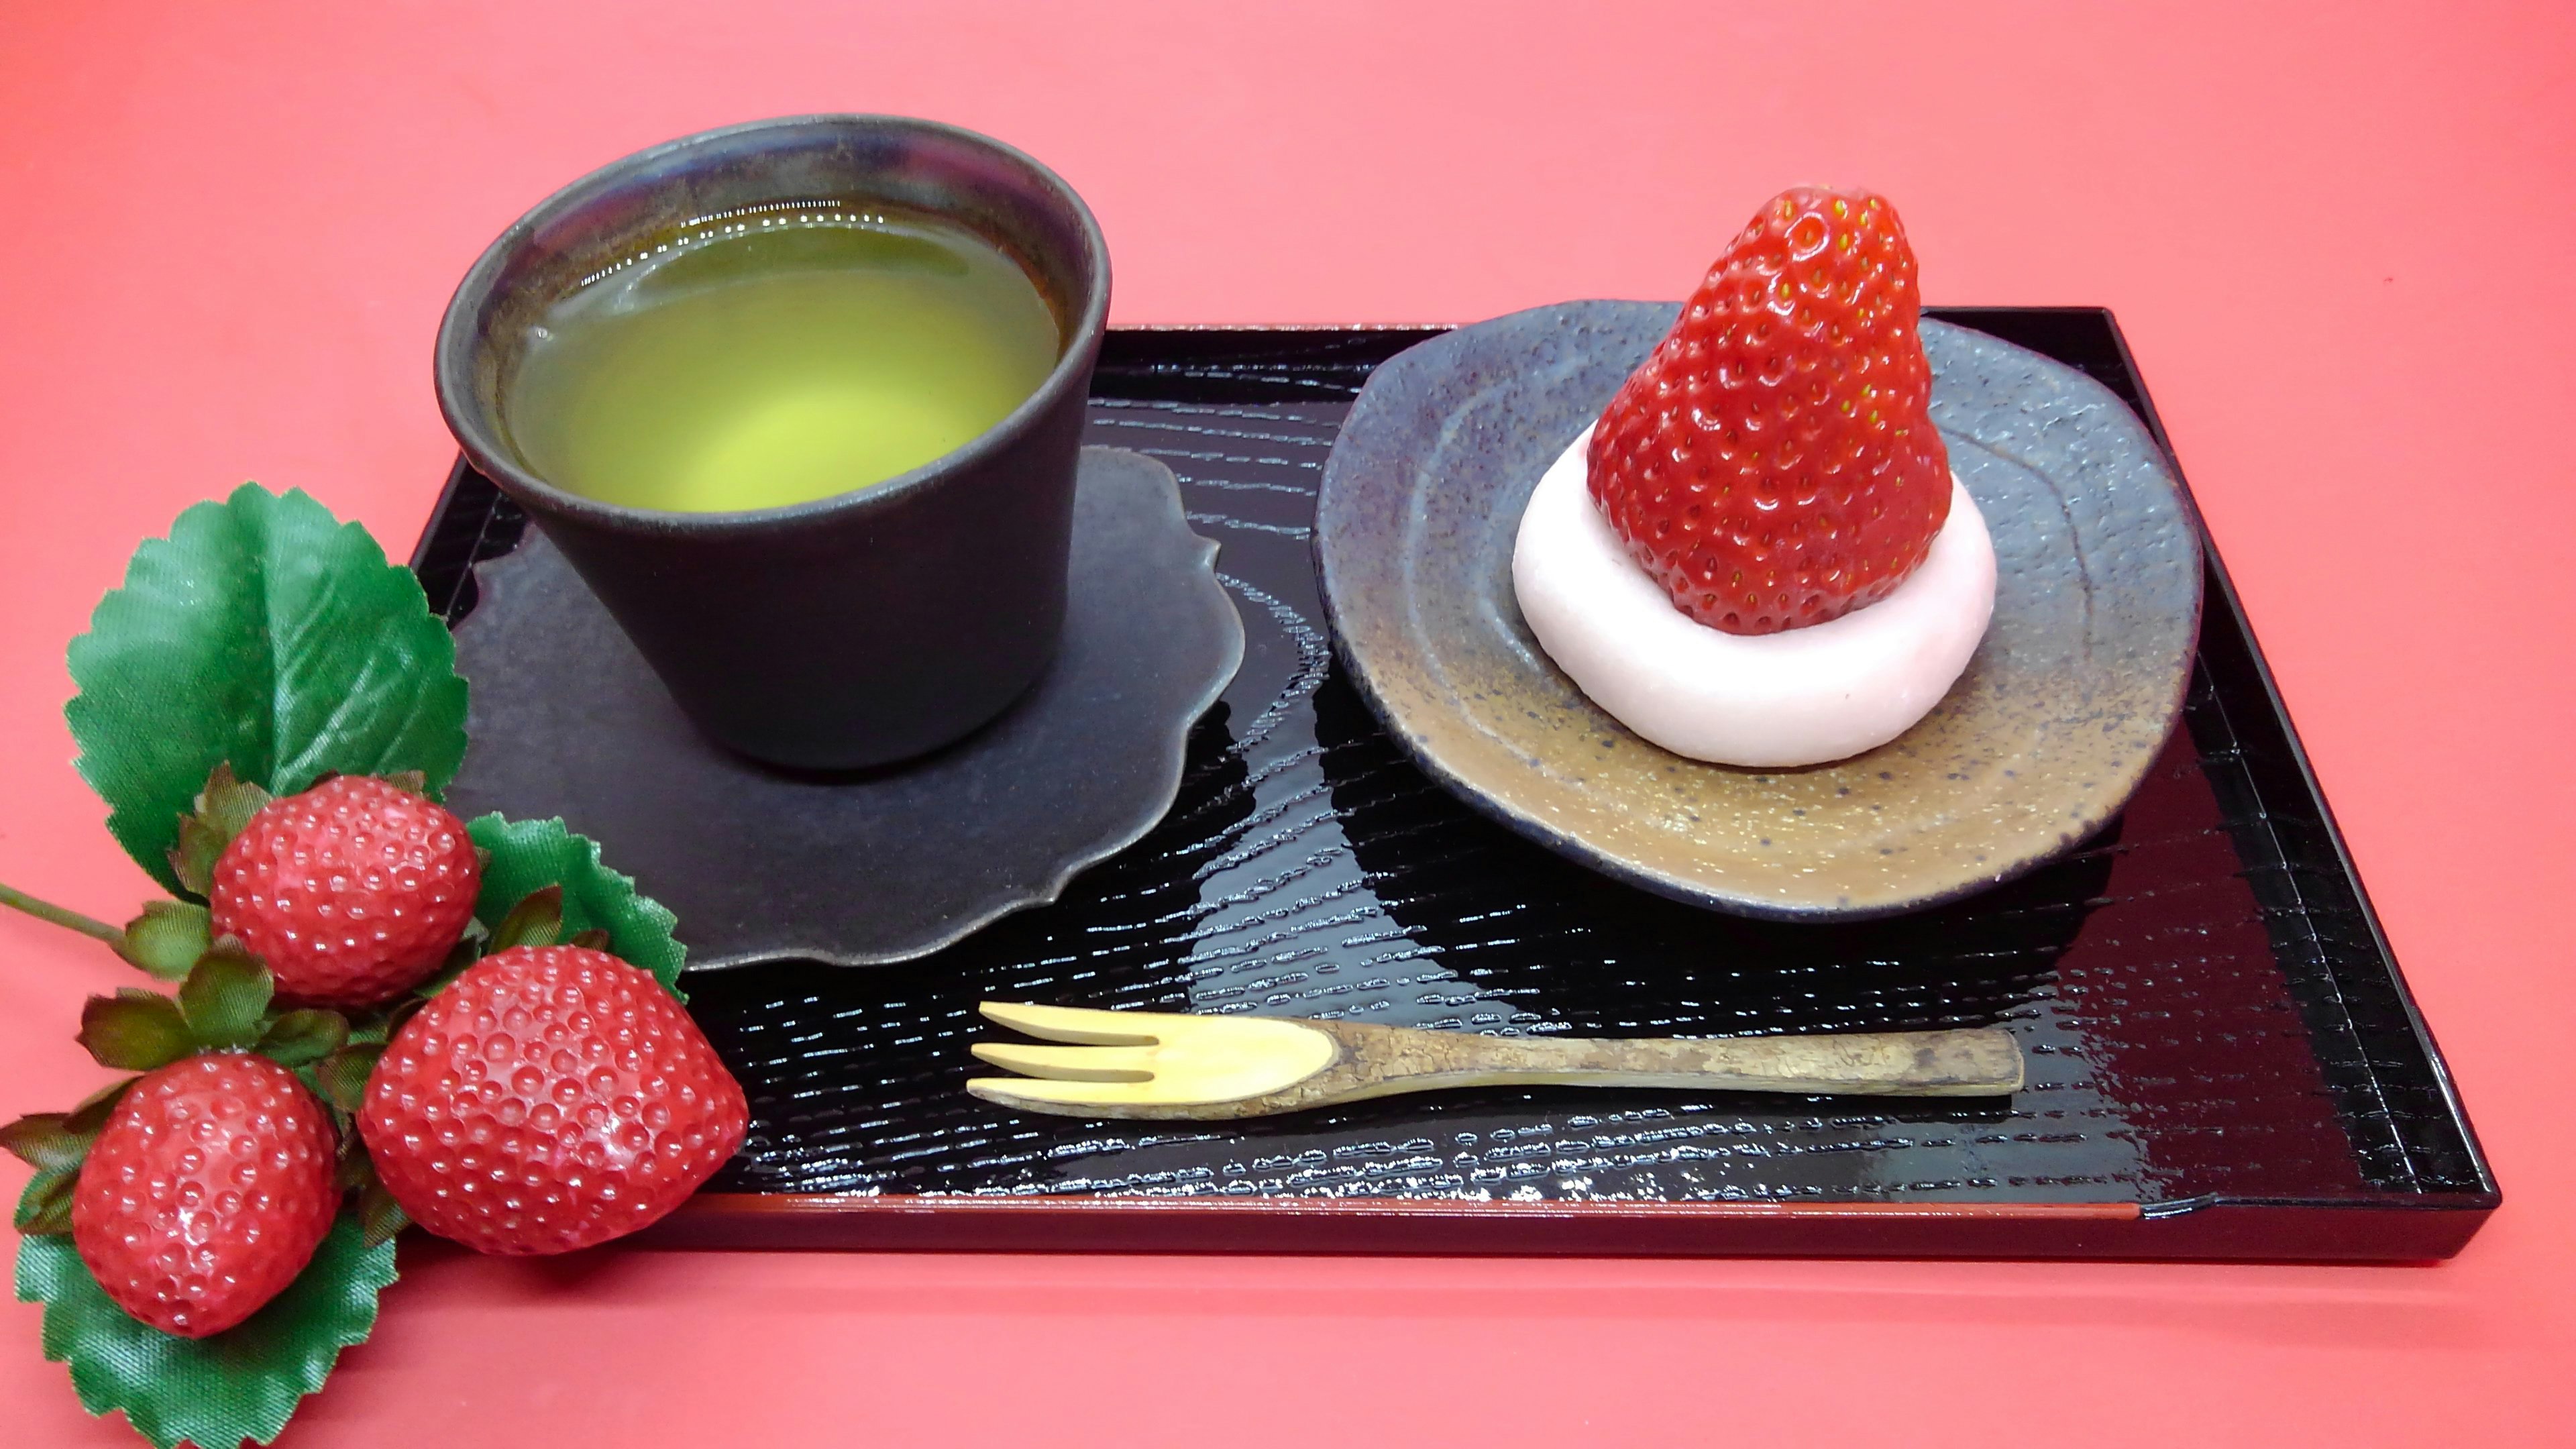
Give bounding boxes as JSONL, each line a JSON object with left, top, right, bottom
{"left": 444, "top": 447, "right": 1244, "bottom": 968}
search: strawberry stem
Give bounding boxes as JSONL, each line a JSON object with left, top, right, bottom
{"left": 0, "top": 881, "right": 127, "bottom": 949}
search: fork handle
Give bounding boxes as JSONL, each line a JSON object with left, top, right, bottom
{"left": 1309, "top": 1020, "right": 2022, "bottom": 1104}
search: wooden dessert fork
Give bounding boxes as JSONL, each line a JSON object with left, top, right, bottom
{"left": 967, "top": 1002, "right": 2023, "bottom": 1120}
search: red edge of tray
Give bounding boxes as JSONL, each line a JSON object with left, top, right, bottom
{"left": 645, "top": 1192, "right": 2489, "bottom": 1262}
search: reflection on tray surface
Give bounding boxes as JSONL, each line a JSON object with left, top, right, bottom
{"left": 631, "top": 392, "right": 2482, "bottom": 1208}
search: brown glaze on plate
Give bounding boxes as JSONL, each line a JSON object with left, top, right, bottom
{"left": 1313, "top": 302, "right": 2202, "bottom": 919}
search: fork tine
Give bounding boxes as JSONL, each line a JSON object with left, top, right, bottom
{"left": 965, "top": 1076, "right": 1167, "bottom": 1114}
{"left": 977, "top": 1001, "right": 1166, "bottom": 1045}
{"left": 969, "top": 1042, "right": 1157, "bottom": 1082}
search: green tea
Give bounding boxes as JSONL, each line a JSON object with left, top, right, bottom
{"left": 504, "top": 207, "right": 1061, "bottom": 513}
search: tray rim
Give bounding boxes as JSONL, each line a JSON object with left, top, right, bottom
{"left": 2074, "top": 307, "right": 2498, "bottom": 1209}
{"left": 639, "top": 1187, "right": 2489, "bottom": 1263}
{"left": 409, "top": 308, "right": 2499, "bottom": 1260}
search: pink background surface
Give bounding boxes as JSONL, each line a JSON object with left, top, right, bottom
{"left": 3, "top": 2, "right": 2571, "bottom": 1444}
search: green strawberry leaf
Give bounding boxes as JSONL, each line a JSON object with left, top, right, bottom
{"left": 178, "top": 950, "right": 274, "bottom": 1051}
{"left": 311, "top": 1045, "right": 382, "bottom": 1116}
{"left": 468, "top": 816, "right": 686, "bottom": 1000}
{"left": 17, "top": 1209, "right": 398, "bottom": 1449}
{"left": 117, "top": 901, "right": 213, "bottom": 981}
{"left": 15, "top": 1167, "right": 78, "bottom": 1235}
{"left": 66, "top": 484, "right": 469, "bottom": 897}
{"left": 78, "top": 992, "right": 191, "bottom": 1072}
{"left": 258, "top": 1010, "right": 348, "bottom": 1067}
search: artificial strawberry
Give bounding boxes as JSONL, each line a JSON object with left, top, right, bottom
{"left": 1587, "top": 185, "right": 1951, "bottom": 634}
{"left": 209, "top": 773, "right": 480, "bottom": 1010}
{"left": 359, "top": 945, "right": 747, "bottom": 1255}
{"left": 69, "top": 1053, "right": 340, "bottom": 1338}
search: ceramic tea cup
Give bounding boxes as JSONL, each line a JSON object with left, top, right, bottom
{"left": 435, "top": 115, "right": 1110, "bottom": 769}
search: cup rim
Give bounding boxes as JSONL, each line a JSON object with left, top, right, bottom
{"left": 433, "top": 113, "right": 1112, "bottom": 536}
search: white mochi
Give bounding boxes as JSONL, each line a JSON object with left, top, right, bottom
{"left": 1512, "top": 426, "right": 1996, "bottom": 768}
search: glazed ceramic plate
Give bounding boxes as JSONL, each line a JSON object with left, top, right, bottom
{"left": 446, "top": 447, "right": 1244, "bottom": 966}
{"left": 1313, "top": 302, "right": 2203, "bottom": 919}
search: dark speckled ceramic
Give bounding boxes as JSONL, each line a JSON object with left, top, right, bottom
{"left": 447, "top": 447, "right": 1244, "bottom": 966}
{"left": 436, "top": 115, "right": 1110, "bottom": 770}
{"left": 1313, "top": 302, "right": 2204, "bottom": 920}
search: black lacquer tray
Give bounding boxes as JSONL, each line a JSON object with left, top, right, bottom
{"left": 409, "top": 311, "right": 2497, "bottom": 1260}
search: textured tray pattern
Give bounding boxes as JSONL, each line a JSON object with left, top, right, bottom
{"left": 411, "top": 315, "right": 2495, "bottom": 1256}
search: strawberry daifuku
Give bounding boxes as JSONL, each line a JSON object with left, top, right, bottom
{"left": 1514, "top": 186, "right": 1996, "bottom": 768}
{"left": 358, "top": 945, "right": 748, "bottom": 1256}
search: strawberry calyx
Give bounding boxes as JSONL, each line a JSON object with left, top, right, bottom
{"left": 0, "top": 1076, "right": 137, "bottom": 1235}
{"left": 115, "top": 900, "right": 214, "bottom": 981}
{"left": 4, "top": 764, "right": 464, "bottom": 989}
{"left": 166, "top": 763, "right": 274, "bottom": 900}
{"left": 101, "top": 761, "right": 258, "bottom": 973}
{"left": 165, "top": 763, "right": 429, "bottom": 896}
{"left": 5, "top": 875, "right": 612, "bottom": 1255}
{"left": 486, "top": 883, "right": 564, "bottom": 955}
{"left": 3, "top": 951, "right": 362, "bottom": 1238}
{"left": 210, "top": 770, "right": 483, "bottom": 1010}
{"left": 332, "top": 1119, "right": 408, "bottom": 1246}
